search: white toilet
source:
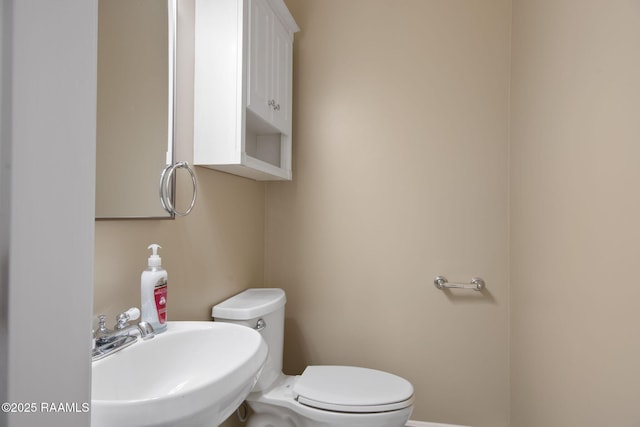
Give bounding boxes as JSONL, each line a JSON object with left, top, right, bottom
{"left": 212, "top": 288, "right": 415, "bottom": 427}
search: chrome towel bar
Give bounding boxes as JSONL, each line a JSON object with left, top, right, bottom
{"left": 434, "top": 276, "right": 485, "bottom": 291}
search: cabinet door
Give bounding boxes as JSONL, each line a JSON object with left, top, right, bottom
{"left": 247, "top": 0, "right": 273, "bottom": 123}
{"left": 271, "top": 16, "right": 292, "bottom": 133}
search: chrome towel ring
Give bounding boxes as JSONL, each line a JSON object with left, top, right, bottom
{"left": 159, "top": 161, "right": 197, "bottom": 217}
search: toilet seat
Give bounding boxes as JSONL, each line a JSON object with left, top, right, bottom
{"left": 293, "top": 366, "right": 414, "bottom": 413}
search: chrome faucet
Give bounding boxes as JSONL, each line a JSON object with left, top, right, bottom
{"left": 92, "top": 308, "right": 154, "bottom": 361}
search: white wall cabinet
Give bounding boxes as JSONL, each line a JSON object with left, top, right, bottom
{"left": 194, "top": 0, "right": 298, "bottom": 180}
{"left": 247, "top": 0, "right": 293, "bottom": 134}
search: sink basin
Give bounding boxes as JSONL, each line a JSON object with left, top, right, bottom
{"left": 92, "top": 321, "right": 268, "bottom": 427}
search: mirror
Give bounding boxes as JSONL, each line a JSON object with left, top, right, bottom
{"left": 95, "top": 0, "right": 176, "bottom": 219}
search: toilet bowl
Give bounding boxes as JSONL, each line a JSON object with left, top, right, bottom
{"left": 212, "top": 288, "right": 414, "bottom": 427}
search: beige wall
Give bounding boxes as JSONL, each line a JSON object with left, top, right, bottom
{"left": 266, "top": 1, "right": 511, "bottom": 425}
{"left": 94, "top": 3, "right": 262, "bottom": 425}
{"left": 94, "top": 0, "right": 263, "bottom": 317}
{"left": 95, "top": 1, "right": 640, "bottom": 426}
{"left": 94, "top": 170, "right": 262, "bottom": 427}
{"left": 94, "top": 0, "right": 266, "bottom": 324}
{"left": 96, "top": 0, "right": 511, "bottom": 423}
{"left": 94, "top": 170, "right": 265, "bottom": 321}
{"left": 510, "top": 0, "right": 640, "bottom": 426}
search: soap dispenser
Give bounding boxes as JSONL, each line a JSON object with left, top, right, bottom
{"left": 141, "top": 244, "right": 168, "bottom": 333}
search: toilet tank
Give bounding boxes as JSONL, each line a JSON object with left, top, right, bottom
{"left": 212, "top": 288, "right": 286, "bottom": 391}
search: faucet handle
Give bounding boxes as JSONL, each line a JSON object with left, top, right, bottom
{"left": 96, "top": 314, "right": 108, "bottom": 331}
{"left": 115, "top": 307, "right": 141, "bottom": 329}
{"left": 94, "top": 314, "right": 112, "bottom": 344}
{"left": 124, "top": 307, "right": 140, "bottom": 321}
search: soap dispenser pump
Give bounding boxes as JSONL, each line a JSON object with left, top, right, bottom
{"left": 141, "top": 244, "right": 168, "bottom": 333}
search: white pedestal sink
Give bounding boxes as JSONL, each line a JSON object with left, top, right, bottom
{"left": 92, "top": 321, "right": 268, "bottom": 427}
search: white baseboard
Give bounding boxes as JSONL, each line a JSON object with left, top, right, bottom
{"left": 406, "top": 421, "right": 472, "bottom": 427}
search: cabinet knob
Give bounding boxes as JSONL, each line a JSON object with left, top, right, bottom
{"left": 267, "top": 99, "right": 281, "bottom": 111}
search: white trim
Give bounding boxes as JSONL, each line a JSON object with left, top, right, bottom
{"left": 2, "top": 2, "right": 96, "bottom": 426}
{"left": 406, "top": 421, "right": 472, "bottom": 427}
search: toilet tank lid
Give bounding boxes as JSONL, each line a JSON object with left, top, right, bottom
{"left": 212, "top": 288, "right": 286, "bottom": 320}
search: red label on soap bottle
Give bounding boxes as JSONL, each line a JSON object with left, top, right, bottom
{"left": 154, "top": 279, "right": 167, "bottom": 324}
